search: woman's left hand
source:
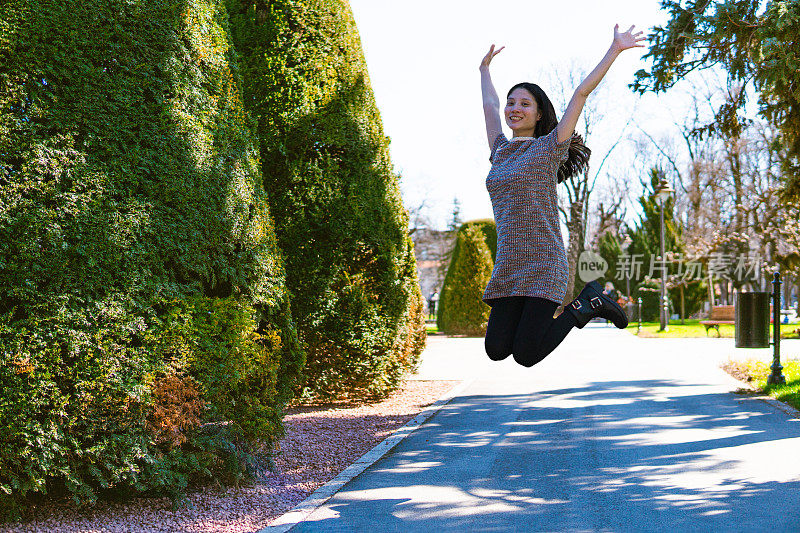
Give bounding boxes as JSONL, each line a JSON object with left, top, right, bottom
{"left": 612, "top": 24, "right": 646, "bottom": 53}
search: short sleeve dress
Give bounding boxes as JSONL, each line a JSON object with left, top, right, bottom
{"left": 482, "top": 128, "right": 572, "bottom": 306}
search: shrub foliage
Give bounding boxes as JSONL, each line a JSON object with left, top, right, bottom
{"left": 438, "top": 222, "right": 495, "bottom": 335}
{"left": 437, "top": 219, "right": 496, "bottom": 333}
{"left": 226, "top": 0, "right": 426, "bottom": 401}
{"left": 0, "top": 0, "right": 302, "bottom": 516}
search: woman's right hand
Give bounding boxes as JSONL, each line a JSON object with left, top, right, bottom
{"left": 480, "top": 44, "right": 504, "bottom": 70}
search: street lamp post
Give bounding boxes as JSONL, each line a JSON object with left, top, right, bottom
{"left": 769, "top": 270, "right": 787, "bottom": 385}
{"left": 621, "top": 235, "right": 632, "bottom": 299}
{"left": 653, "top": 178, "right": 674, "bottom": 332}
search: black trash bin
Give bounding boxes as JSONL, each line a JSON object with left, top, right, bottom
{"left": 735, "top": 291, "right": 770, "bottom": 348}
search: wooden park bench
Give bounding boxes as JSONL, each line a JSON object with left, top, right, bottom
{"left": 700, "top": 303, "right": 774, "bottom": 336}
{"left": 700, "top": 305, "right": 735, "bottom": 336}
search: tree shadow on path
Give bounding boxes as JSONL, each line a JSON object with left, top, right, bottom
{"left": 291, "top": 379, "right": 800, "bottom": 532}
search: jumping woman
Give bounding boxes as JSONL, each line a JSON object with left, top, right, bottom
{"left": 480, "top": 24, "right": 645, "bottom": 367}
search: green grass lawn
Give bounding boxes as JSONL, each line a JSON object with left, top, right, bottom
{"left": 427, "top": 318, "right": 800, "bottom": 339}
{"left": 625, "top": 319, "right": 800, "bottom": 339}
{"left": 724, "top": 358, "right": 800, "bottom": 411}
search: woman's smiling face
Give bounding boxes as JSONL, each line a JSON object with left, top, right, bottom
{"left": 505, "top": 87, "right": 541, "bottom": 136}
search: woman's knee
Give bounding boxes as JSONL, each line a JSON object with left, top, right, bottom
{"left": 485, "top": 337, "right": 512, "bottom": 361}
{"left": 512, "top": 343, "right": 548, "bottom": 367}
{"left": 512, "top": 351, "right": 538, "bottom": 367}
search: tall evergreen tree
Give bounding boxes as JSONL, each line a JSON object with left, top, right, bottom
{"left": 226, "top": 0, "right": 425, "bottom": 401}
{"left": 628, "top": 169, "right": 682, "bottom": 263}
{"left": 448, "top": 196, "right": 463, "bottom": 231}
{"left": 0, "top": 0, "right": 301, "bottom": 511}
{"left": 627, "top": 169, "right": 704, "bottom": 319}
{"left": 596, "top": 230, "right": 624, "bottom": 290}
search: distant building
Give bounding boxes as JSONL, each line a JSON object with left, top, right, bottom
{"left": 410, "top": 227, "right": 456, "bottom": 313}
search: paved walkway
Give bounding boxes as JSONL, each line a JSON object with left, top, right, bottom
{"left": 290, "top": 324, "right": 800, "bottom": 532}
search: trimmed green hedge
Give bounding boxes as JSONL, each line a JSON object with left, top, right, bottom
{"left": 438, "top": 223, "right": 494, "bottom": 335}
{"left": 226, "top": 0, "right": 425, "bottom": 401}
{"left": 0, "top": 0, "right": 302, "bottom": 517}
{"left": 437, "top": 219, "right": 496, "bottom": 333}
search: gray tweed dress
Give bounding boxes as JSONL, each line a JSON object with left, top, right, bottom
{"left": 482, "top": 128, "right": 572, "bottom": 306}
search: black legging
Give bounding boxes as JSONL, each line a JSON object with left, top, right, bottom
{"left": 484, "top": 296, "right": 577, "bottom": 367}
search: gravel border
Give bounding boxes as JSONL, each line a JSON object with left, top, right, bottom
{"left": 262, "top": 378, "right": 473, "bottom": 532}
{"left": 3, "top": 379, "right": 460, "bottom": 533}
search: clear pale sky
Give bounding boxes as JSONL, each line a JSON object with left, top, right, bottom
{"left": 348, "top": 0, "right": 683, "bottom": 230}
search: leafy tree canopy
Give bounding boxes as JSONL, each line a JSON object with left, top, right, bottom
{"left": 631, "top": 0, "right": 800, "bottom": 195}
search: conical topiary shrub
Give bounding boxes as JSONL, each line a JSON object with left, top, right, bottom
{"left": 226, "top": 0, "right": 425, "bottom": 401}
{"left": 438, "top": 224, "right": 494, "bottom": 335}
{"left": 437, "top": 219, "right": 496, "bottom": 332}
{"left": 0, "top": 0, "right": 302, "bottom": 513}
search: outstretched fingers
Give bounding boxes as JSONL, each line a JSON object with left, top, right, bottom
{"left": 481, "top": 44, "right": 505, "bottom": 68}
{"left": 614, "top": 24, "right": 648, "bottom": 50}
{"left": 632, "top": 28, "right": 647, "bottom": 47}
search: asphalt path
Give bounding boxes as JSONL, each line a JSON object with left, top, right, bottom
{"left": 290, "top": 323, "right": 800, "bottom": 532}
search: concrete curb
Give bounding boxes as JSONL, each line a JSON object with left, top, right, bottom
{"left": 258, "top": 378, "right": 476, "bottom": 533}
{"left": 755, "top": 394, "right": 800, "bottom": 419}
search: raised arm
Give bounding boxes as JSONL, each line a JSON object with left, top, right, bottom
{"left": 556, "top": 24, "right": 646, "bottom": 143}
{"left": 479, "top": 44, "right": 505, "bottom": 149}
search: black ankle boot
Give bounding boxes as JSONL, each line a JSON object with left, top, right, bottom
{"left": 566, "top": 280, "right": 629, "bottom": 329}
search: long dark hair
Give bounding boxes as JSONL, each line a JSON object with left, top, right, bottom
{"left": 507, "top": 82, "right": 590, "bottom": 183}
